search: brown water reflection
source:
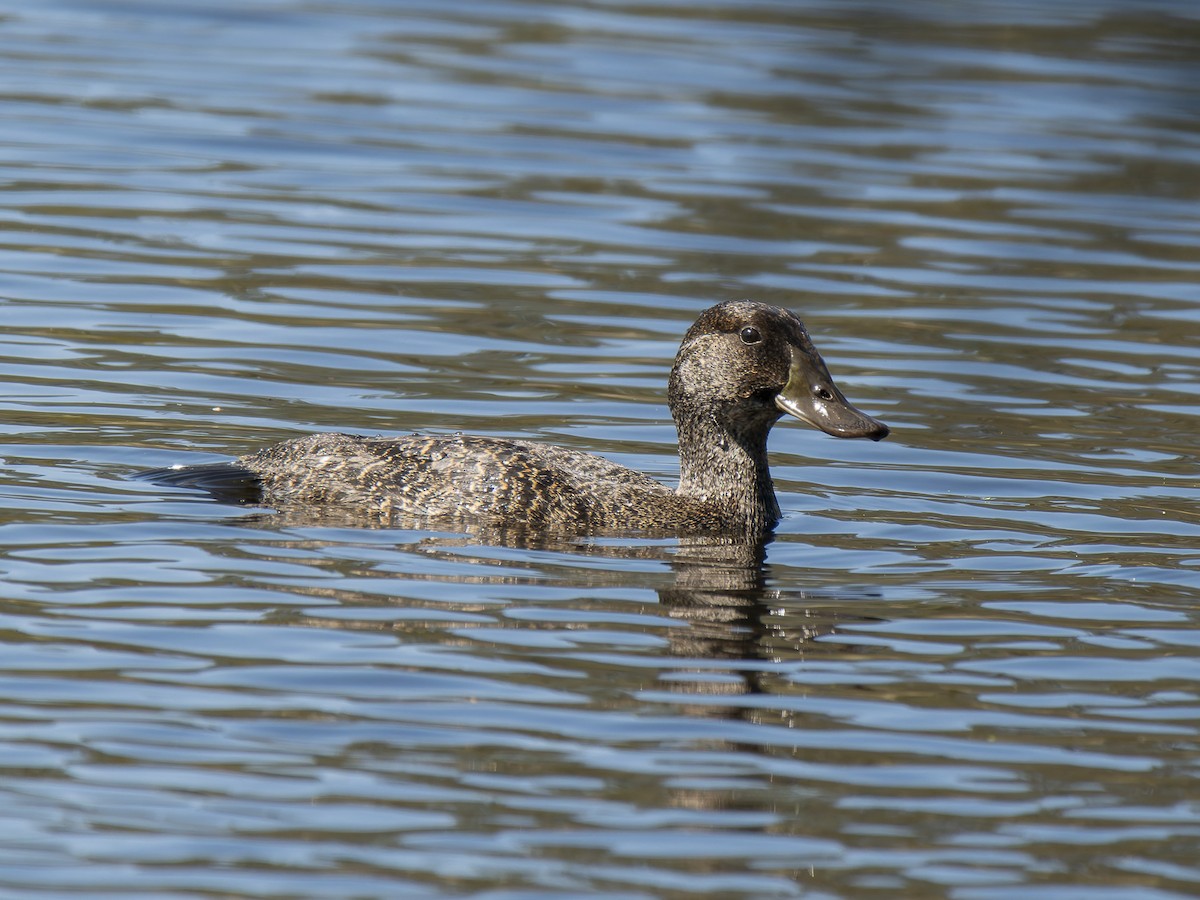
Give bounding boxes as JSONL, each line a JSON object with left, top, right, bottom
{"left": 274, "top": 524, "right": 867, "bottom": 664}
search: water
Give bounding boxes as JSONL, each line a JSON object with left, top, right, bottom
{"left": 1, "top": 0, "right": 1199, "bottom": 896}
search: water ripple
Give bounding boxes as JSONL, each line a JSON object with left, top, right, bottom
{"left": 0, "top": 0, "right": 1198, "bottom": 897}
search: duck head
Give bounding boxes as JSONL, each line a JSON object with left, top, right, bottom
{"left": 668, "top": 300, "right": 889, "bottom": 442}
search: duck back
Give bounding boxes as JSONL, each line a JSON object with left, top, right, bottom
{"left": 228, "top": 432, "right": 701, "bottom": 529}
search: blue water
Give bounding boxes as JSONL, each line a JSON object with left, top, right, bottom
{"left": 0, "top": 0, "right": 1198, "bottom": 896}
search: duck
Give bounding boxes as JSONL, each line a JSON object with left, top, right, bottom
{"left": 140, "top": 301, "right": 888, "bottom": 533}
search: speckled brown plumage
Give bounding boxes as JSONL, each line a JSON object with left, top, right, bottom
{"left": 141, "top": 301, "right": 889, "bottom": 534}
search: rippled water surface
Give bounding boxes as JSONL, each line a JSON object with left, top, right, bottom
{"left": 2, "top": 0, "right": 1199, "bottom": 896}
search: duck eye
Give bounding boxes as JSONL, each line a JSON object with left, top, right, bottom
{"left": 739, "top": 326, "right": 762, "bottom": 344}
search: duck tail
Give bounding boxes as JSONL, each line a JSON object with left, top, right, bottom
{"left": 136, "top": 462, "right": 263, "bottom": 505}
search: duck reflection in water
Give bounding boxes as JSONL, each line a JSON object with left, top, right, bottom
{"left": 235, "top": 522, "right": 883, "bottom": 705}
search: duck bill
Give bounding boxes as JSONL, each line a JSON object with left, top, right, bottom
{"left": 774, "top": 346, "right": 889, "bottom": 440}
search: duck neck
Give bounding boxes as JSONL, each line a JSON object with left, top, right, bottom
{"left": 673, "top": 408, "right": 780, "bottom": 528}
